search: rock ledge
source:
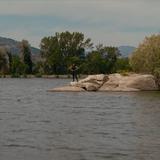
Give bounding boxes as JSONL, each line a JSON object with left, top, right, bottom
{"left": 48, "top": 73, "right": 159, "bottom": 92}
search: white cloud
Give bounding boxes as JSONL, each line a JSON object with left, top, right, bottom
{"left": 0, "top": 0, "right": 160, "bottom": 47}
{"left": 0, "top": 0, "right": 159, "bottom": 30}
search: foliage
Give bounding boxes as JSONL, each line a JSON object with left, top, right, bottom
{"left": 78, "top": 45, "right": 121, "bottom": 74}
{"left": 40, "top": 31, "right": 93, "bottom": 74}
{"left": 115, "top": 57, "right": 132, "bottom": 72}
{"left": 130, "top": 34, "right": 160, "bottom": 74}
{"left": 11, "top": 55, "right": 26, "bottom": 77}
{"left": 95, "top": 44, "right": 120, "bottom": 73}
{"left": 6, "top": 50, "right": 13, "bottom": 73}
{"left": 0, "top": 31, "right": 136, "bottom": 77}
{"left": 85, "top": 51, "right": 107, "bottom": 74}
{"left": 20, "top": 40, "right": 33, "bottom": 74}
{"left": 33, "top": 61, "right": 44, "bottom": 75}
{"left": 154, "top": 68, "right": 160, "bottom": 89}
{"left": 0, "top": 47, "right": 9, "bottom": 75}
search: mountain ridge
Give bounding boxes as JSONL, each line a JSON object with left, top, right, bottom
{"left": 118, "top": 45, "right": 136, "bottom": 57}
{"left": 0, "top": 36, "right": 136, "bottom": 58}
{"left": 0, "top": 36, "right": 40, "bottom": 55}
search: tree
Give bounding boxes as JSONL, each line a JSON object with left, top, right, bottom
{"left": 115, "top": 57, "right": 131, "bottom": 72}
{"left": 0, "top": 47, "right": 9, "bottom": 76}
{"left": 80, "top": 44, "right": 120, "bottom": 74}
{"left": 6, "top": 50, "right": 13, "bottom": 74}
{"left": 130, "top": 34, "right": 160, "bottom": 74}
{"left": 11, "top": 55, "right": 26, "bottom": 77}
{"left": 40, "top": 31, "right": 93, "bottom": 74}
{"left": 20, "top": 40, "right": 33, "bottom": 74}
{"left": 95, "top": 44, "right": 120, "bottom": 73}
{"left": 85, "top": 51, "right": 107, "bottom": 74}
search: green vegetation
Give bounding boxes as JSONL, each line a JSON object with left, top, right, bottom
{"left": 0, "top": 47, "right": 9, "bottom": 77}
{"left": 80, "top": 44, "right": 121, "bottom": 74}
{"left": 130, "top": 34, "right": 160, "bottom": 74}
{"left": 20, "top": 40, "right": 33, "bottom": 74}
{"left": 40, "top": 31, "right": 93, "bottom": 75}
{"left": 11, "top": 55, "right": 26, "bottom": 77}
{"left": 154, "top": 68, "right": 160, "bottom": 89}
{"left": 0, "top": 30, "right": 144, "bottom": 78}
{"left": 130, "top": 34, "right": 160, "bottom": 88}
{"left": 0, "top": 40, "right": 33, "bottom": 77}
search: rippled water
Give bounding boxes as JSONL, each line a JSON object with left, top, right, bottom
{"left": 0, "top": 78, "right": 160, "bottom": 160}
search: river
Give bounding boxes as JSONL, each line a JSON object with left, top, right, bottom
{"left": 0, "top": 78, "right": 160, "bottom": 160}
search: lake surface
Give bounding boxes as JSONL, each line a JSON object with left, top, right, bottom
{"left": 0, "top": 78, "right": 160, "bottom": 160}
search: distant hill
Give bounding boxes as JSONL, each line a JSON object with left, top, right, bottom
{"left": 118, "top": 46, "right": 136, "bottom": 57}
{"left": 0, "top": 37, "right": 136, "bottom": 60}
{"left": 0, "top": 36, "right": 41, "bottom": 61}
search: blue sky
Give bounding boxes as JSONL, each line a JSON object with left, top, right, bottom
{"left": 0, "top": 0, "right": 160, "bottom": 48}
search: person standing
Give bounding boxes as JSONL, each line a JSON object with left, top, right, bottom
{"left": 69, "top": 64, "right": 79, "bottom": 82}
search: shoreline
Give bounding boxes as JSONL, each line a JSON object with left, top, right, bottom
{"left": 48, "top": 74, "right": 159, "bottom": 92}
{"left": 0, "top": 74, "right": 88, "bottom": 79}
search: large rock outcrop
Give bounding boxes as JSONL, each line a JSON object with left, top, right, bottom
{"left": 70, "top": 74, "right": 108, "bottom": 91}
{"left": 100, "top": 74, "right": 158, "bottom": 91}
{"left": 48, "top": 73, "right": 159, "bottom": 92}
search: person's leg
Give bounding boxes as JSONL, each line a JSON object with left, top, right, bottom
{"left": 75, "top": 73, "right": 78, "bottom": 82}
{"left": 72, "top": 72, "right": 75, "bottom": 82}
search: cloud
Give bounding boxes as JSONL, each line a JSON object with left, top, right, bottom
{"left": 0, "top": 0, "right": 160, "bottom": 47}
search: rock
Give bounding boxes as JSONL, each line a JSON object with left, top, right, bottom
{"left": 78, "top": 82, "right": 99, "bottom": 91}
{"left": 79, "top": 74, "right": 108, "bottom": 84}
{"left": 47, "top": 86, "right": 85, "bottom": 92}
{"left": 100, "top": 73, "right": 158, "bottom": 91}
{"left": 70, "top": 74, "right": 108, "bottom": 91}
{"left": 48, "top": 73, "right": 159, "bottom": 92}
{"left": 126, "top": 74, "right": 158, "bottom": 90}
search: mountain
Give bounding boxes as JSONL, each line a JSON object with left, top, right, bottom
{"left": 0, "top": 36, "right": 41, "bottom": 61}
{"left": 0, "top": 36, "right": 136, "bottom": 59}
{"left": 118, "top": 46, "right": 136, "bottom": 57}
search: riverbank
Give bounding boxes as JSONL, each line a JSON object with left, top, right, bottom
{"left": 0, "top": 74, "right": 88, "bottom": 79}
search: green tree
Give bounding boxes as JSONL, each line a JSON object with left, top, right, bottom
{"left": 95, "top": 44, "right": 120, "bottom": 73}
{"left": 80, "top": 45, "right": 120, "bottom": 74}
{"left": 85, "top": 51, "right": 107, "bottom": 74}
{"left": 40, "top": 31, "right": 93, "bottom": 74}
{"left": 6, "top": 50, "right": 13, "bottom": 74}
{"left": 115, "top": 57, "right": 131, "bottom": 72}
{"left": 11, "top": 55, "right": 26, "bottom": 77}
{"left": 0, "top": 47, "right": 9, "bottom": 76}
{"left": 20, "top": 40, "right": 33, "bottom": 74}
{"left": 130, "top": 34, "right": 160, "bottom": 74}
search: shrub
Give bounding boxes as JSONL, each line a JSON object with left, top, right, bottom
{"left": 154, "top": 68, "right": 160, "bottom": 89}
{"left": 130, "top": 34, "right": 160, "bottom": 74}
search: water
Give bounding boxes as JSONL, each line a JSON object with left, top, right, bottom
{"left": 0, "top": 78, "right": 160, "bottom": 160}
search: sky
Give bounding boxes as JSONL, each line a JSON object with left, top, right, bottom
{"left": 0, "top": 0, "right": 160, "bottom": 48}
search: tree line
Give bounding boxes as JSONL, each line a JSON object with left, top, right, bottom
{"left": 0, "top": 40, "right": 33, "bottom": 77}
{"left": 1, "top": 31, "right": 160, "bottom": 81}
{"left": 0, "top": 31, "right": 131, "bottom": 77}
